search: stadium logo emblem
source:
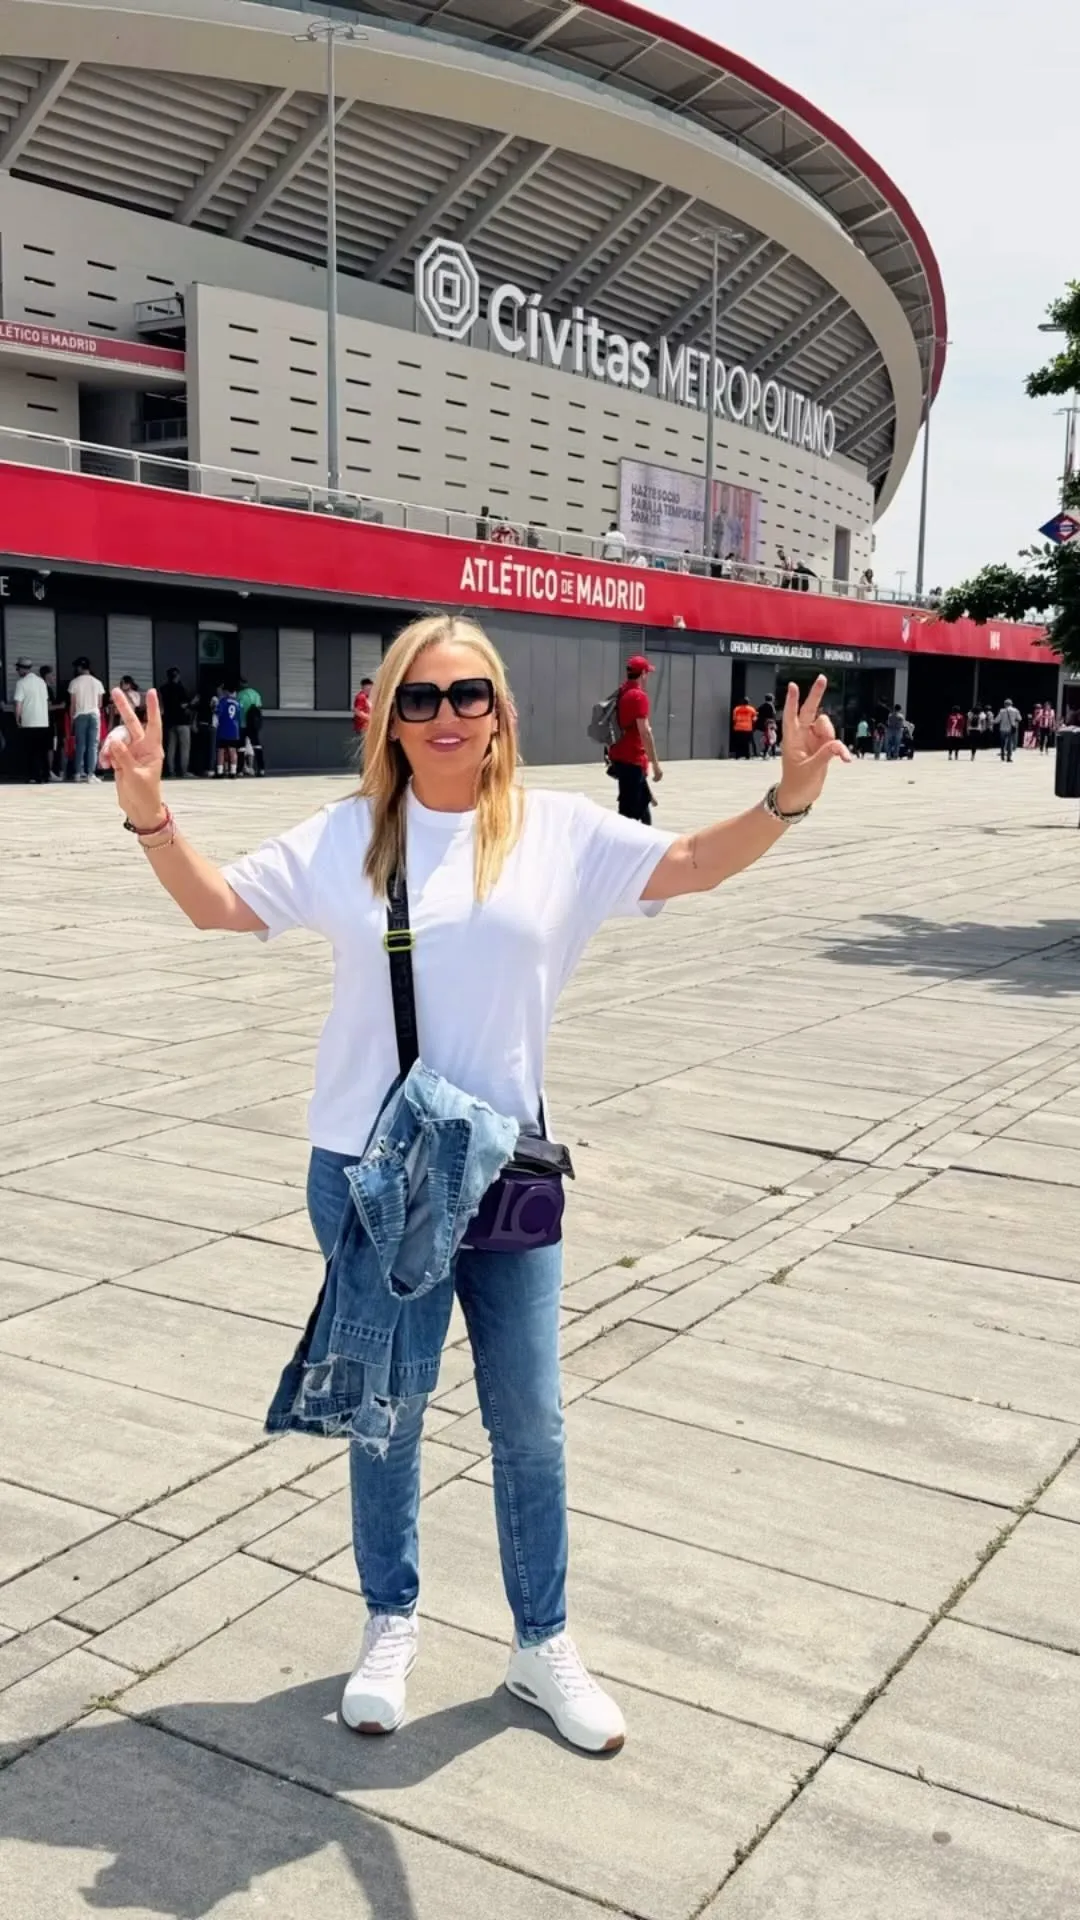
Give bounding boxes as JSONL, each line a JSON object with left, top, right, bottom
{"left": 416, "top": 238, "right": 480, "bottom": 341}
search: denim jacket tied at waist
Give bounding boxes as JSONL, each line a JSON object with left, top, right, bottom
{"left": 265, "top": 1061, "right": 518, "bottom": 1454}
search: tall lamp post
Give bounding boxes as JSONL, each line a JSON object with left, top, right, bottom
{"left": 1054, "top": 402, "right": 1079, "bottom": 507}
{"left": 914, "top": 331, "right": 949, "bottom": 602}
{"left": 301, "top": 20, "right": 366, "bottom": 497}
{"left": 692, "top": 224, "right": 742, "bottom": 562}
{"left": 1037, "top": 322, "right": 1078, "bottom": 510}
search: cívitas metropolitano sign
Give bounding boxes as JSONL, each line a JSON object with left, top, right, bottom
{"left": 416, "top": 238, "right": 837, "bottom": 461}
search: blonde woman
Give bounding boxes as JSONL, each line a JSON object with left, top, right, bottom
{"left": 106, "top": 614, "right": 848, "bottom": 1754}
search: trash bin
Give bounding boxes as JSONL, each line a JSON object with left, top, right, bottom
{"left": 1054, "top": 728, "right": 1080, "bottom": 799}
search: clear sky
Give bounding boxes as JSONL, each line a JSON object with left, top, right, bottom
{"left": 652, "top": 0, "right": 1077, "bottom": 592}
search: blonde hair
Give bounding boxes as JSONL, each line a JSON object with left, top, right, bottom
{"left": 360, "top": 613, "right": 522, "bottom": 900}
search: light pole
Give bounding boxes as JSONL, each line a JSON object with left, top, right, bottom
{"left": 1053, "top": 403, "right": 1078, "bottom": 507}
{"left": 692, "top": 224, "right": 742, "bottom": 562}
{"left": 914, "top": 331, "right": 948, "bottom": 601}
{"left": 301, "top": 20, "right": 365, "bottom": 496}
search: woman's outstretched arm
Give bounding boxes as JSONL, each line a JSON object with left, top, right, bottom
{"left": 106, "top": 687, "right": 267, "bottom": 932}
{"left": 644, "top": 676, "right": 850, "bottom": 901}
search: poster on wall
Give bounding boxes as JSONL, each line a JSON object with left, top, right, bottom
{"left": 618, "top": 459, "right": 704, "bottom": 556}
{"left": 618, "top": 458, "right": 761, "bottom": 563}
{"left": 710, "top": 482, "right": 761, "bottom": 567}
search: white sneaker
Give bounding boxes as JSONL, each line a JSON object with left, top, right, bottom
{"left": 87, "top": 773, "right": 100, "bottom": 784}
{"left": 340, "top": 1612, "right": 418, "bottom": 1733}
{"left": 505, "top": 1633, "right": 626, "bottom": 1753}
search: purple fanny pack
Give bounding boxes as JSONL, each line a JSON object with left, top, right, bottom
{"left": 464, "top": 1137, "right": 573, "bottom": 1253}
{"left": 384, "top": 867, "right": 573, "bottom": 1255}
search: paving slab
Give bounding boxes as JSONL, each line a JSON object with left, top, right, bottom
{"left": 705, "top": 1753, "right": 1080, "bottom": 1918}
{"left": 954, "top": 1511, "right": 1080, "bottom": 1652}
{"left": 0, "top": 1711, "right": 619, "bottom": 1919}
{"left": 119, "top": 1232, "right": 324, "bottom": 1327}
{"left": 0, "top": 1104, "right": 179, "bottom": 1178}
{"left": 0, "top": 1645, "right": 133, "bottom": 1758}
{"left": 850, "top": 1167, "right": 1080, "bottom": 1283}
{"left": 595, "top": 1332, "right": 1074, "bottom": 1504}
{"left": 0, "top": 1481, "right": 109, "bottom": 1587}
{"left": 843, "top": 1618, "right": 1080, "bottom": 1829}
{"left": 3, "top": 1147, "right": 300, "bottom": 1233}
{"left": 140, "top": 1433, "right": 332, "bottom": 1537}
{"left": 0, "top": 1283, "right": 298, "bottom": 1421}
{"left": 0, "top": 1352, "right": 261, "bottom": 1512}
{"left": 358, "top": 1476, "right": 922, "bottom": 1746}
{"left": 702, "top": 1280, "right": 1080, "bottom": 1423}
{"left": 101, "top": 1061, "right": 313, "bottom": 1121}
{"left": 118, "top": 1118, "right": 310, "bottom": 1188}
{"left": 542, "top": 1398, "right": 1003, "bottom": 1611}
{"left": 1035, "top": 1451, "right": 1080, "bottom": 1524}
{"left": 772, "top": 1238, "right": 1080, "bottom": 1348}
{"left": 123, "top": 1579, "right": 813, "bottom": 1920}
{"left": 0, "top": 1620, "right": 88, "bottom": 1693}
{"left": 0, "top": 1256, "right": 100, "bottom": 1322}
{"left": 0, "top": 1520, "right": 176, "bottom": 1633}
{"left": 0, "top": 1187, "right": 217, "bottom": 1280}
{"left": 90, "top": 1551, "right": 296, "bottom": 1673}
{"left": 64, "top": 1490, "right": 312, "bottom": 1634}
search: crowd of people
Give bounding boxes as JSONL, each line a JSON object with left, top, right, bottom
{"left": 944, "top": 700, "right": 1057, "bottom": 762}
{"left": 8, "top": 658, "right": 266, "bottom": 784}
{"left": 726, "top": 693, "right": 1067, "bottom": 766}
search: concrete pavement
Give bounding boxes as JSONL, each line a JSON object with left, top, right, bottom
{"left": 2, "top": 749, "right": 1080, "bottom": 1915}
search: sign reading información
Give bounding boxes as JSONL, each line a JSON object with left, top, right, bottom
{"left": 416, "top": 238, "right": 838, "bottom": 461}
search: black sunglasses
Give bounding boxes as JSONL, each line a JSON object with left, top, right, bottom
{"left": 394, "top": 677, "right": 496, "bottom": 724}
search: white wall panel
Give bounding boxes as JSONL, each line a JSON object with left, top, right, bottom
{"left": 279, "top": 628, "right": 315, "bottom": 710}
{"left": 5, "top": 606, "right": 56, "bottom": 695}
{"left": 190, "top": 284, "right": 875, "bottom": 580}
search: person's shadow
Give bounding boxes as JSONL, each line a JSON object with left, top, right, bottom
{"left": 0, "top": 1675, "right": 563, "bottom": 1916}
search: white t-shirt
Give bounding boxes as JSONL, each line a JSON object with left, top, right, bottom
{"left": 601, "top": 530, "right": 628, "bottom": 560}
{"left": 223, "top": 788, "right": 675, "bottom": 1154}
{"left": 69, "top": 672, "right": 105, "bottom": 719}
{"left": 14, "top": 672, "right": 49, "bottom": 727}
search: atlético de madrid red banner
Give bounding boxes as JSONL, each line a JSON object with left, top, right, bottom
{"left": 0, "top": 463, "right": 1048, "bottom": 665}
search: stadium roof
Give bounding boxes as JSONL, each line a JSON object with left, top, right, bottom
{"left": 0, "top": 0, "right": 945, "bottom": 505}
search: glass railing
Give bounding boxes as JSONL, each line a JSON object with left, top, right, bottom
{"left": 0, "top": 422, "right": 927, "bottom": 606}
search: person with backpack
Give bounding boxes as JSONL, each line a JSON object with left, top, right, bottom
{"left": 103, "top": 616, "right": 849, "bottom": 1757}
{"left": 604, "top": 655, "right": 663, "bottom": 825}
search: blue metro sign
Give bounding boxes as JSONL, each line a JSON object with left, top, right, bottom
{"left": 1039, "top": 511, "right": 1080, "bottom": 544}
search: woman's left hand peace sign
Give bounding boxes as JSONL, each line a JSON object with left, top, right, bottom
{"left": 776, "top": 676, "right": 851, "bottom": 814}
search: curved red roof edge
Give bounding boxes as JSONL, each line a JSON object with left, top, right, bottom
{"left": 582, "top": 0, "right": 947, "bottom": 401}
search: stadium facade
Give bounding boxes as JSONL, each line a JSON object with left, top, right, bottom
{"left": 0, "top": 0, "right": 1060, "bottom": 765}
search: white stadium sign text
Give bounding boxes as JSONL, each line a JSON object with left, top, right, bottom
{"left": 416, "top": 237, "right": 838, "bottom": 461}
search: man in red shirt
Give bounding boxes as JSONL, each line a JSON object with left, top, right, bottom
{"left": 353, "top": 678, "right": 373, "bottom": 761}
{"left": 607, "top": 654, "right": 663, "bottom": 824}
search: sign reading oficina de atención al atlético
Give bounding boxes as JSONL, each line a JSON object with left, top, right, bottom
{"left": 415, "top": 237, "right": 838, "bottom": 462}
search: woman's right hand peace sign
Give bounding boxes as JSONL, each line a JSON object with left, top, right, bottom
{"left": 106, "top": 686, "right": 166, "bottom": 830}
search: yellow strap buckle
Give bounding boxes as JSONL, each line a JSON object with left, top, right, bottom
{"left": 383, "top": 928, "right": 416, "bottom": 954}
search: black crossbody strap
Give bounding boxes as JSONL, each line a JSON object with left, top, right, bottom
{"left": 384, "top": 868, "right": 419, "bottom": 1075}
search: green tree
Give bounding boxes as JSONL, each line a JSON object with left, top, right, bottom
{"left": 939, "top": 281, "right": 1080, "bottom": 670}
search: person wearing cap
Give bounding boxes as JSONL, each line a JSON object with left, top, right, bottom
{"left": 13, "top": 657, "right": 52, "bottom": 785}
{"left": 607, "top": 655, "right": 662, "bottom": 824}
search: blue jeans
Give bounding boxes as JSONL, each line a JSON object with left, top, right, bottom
{"left": 306, "top": 1146, "right": 567, "bottom": 1645}
{"left": 73, "top": 711, "right": 99, "bottom": 778}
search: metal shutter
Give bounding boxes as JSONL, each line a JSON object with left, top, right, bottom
{"left": 349, "top": 632, "right": 383, "bottom": 696}
{"left": 279, "top": 628, "right": 315, "bottom": 710}
{"left": 5, "top": 606, "right": 56, "bottom": 697}
{"left": 107, "top": 616, "right": 153, "bottom": 691}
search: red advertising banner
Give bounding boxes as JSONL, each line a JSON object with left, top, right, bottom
{"left": 0, "top": 462, "right": 1049, "bottom": 665}
{"left": 0, "top": 321, "right": 184, "bottom": 374}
